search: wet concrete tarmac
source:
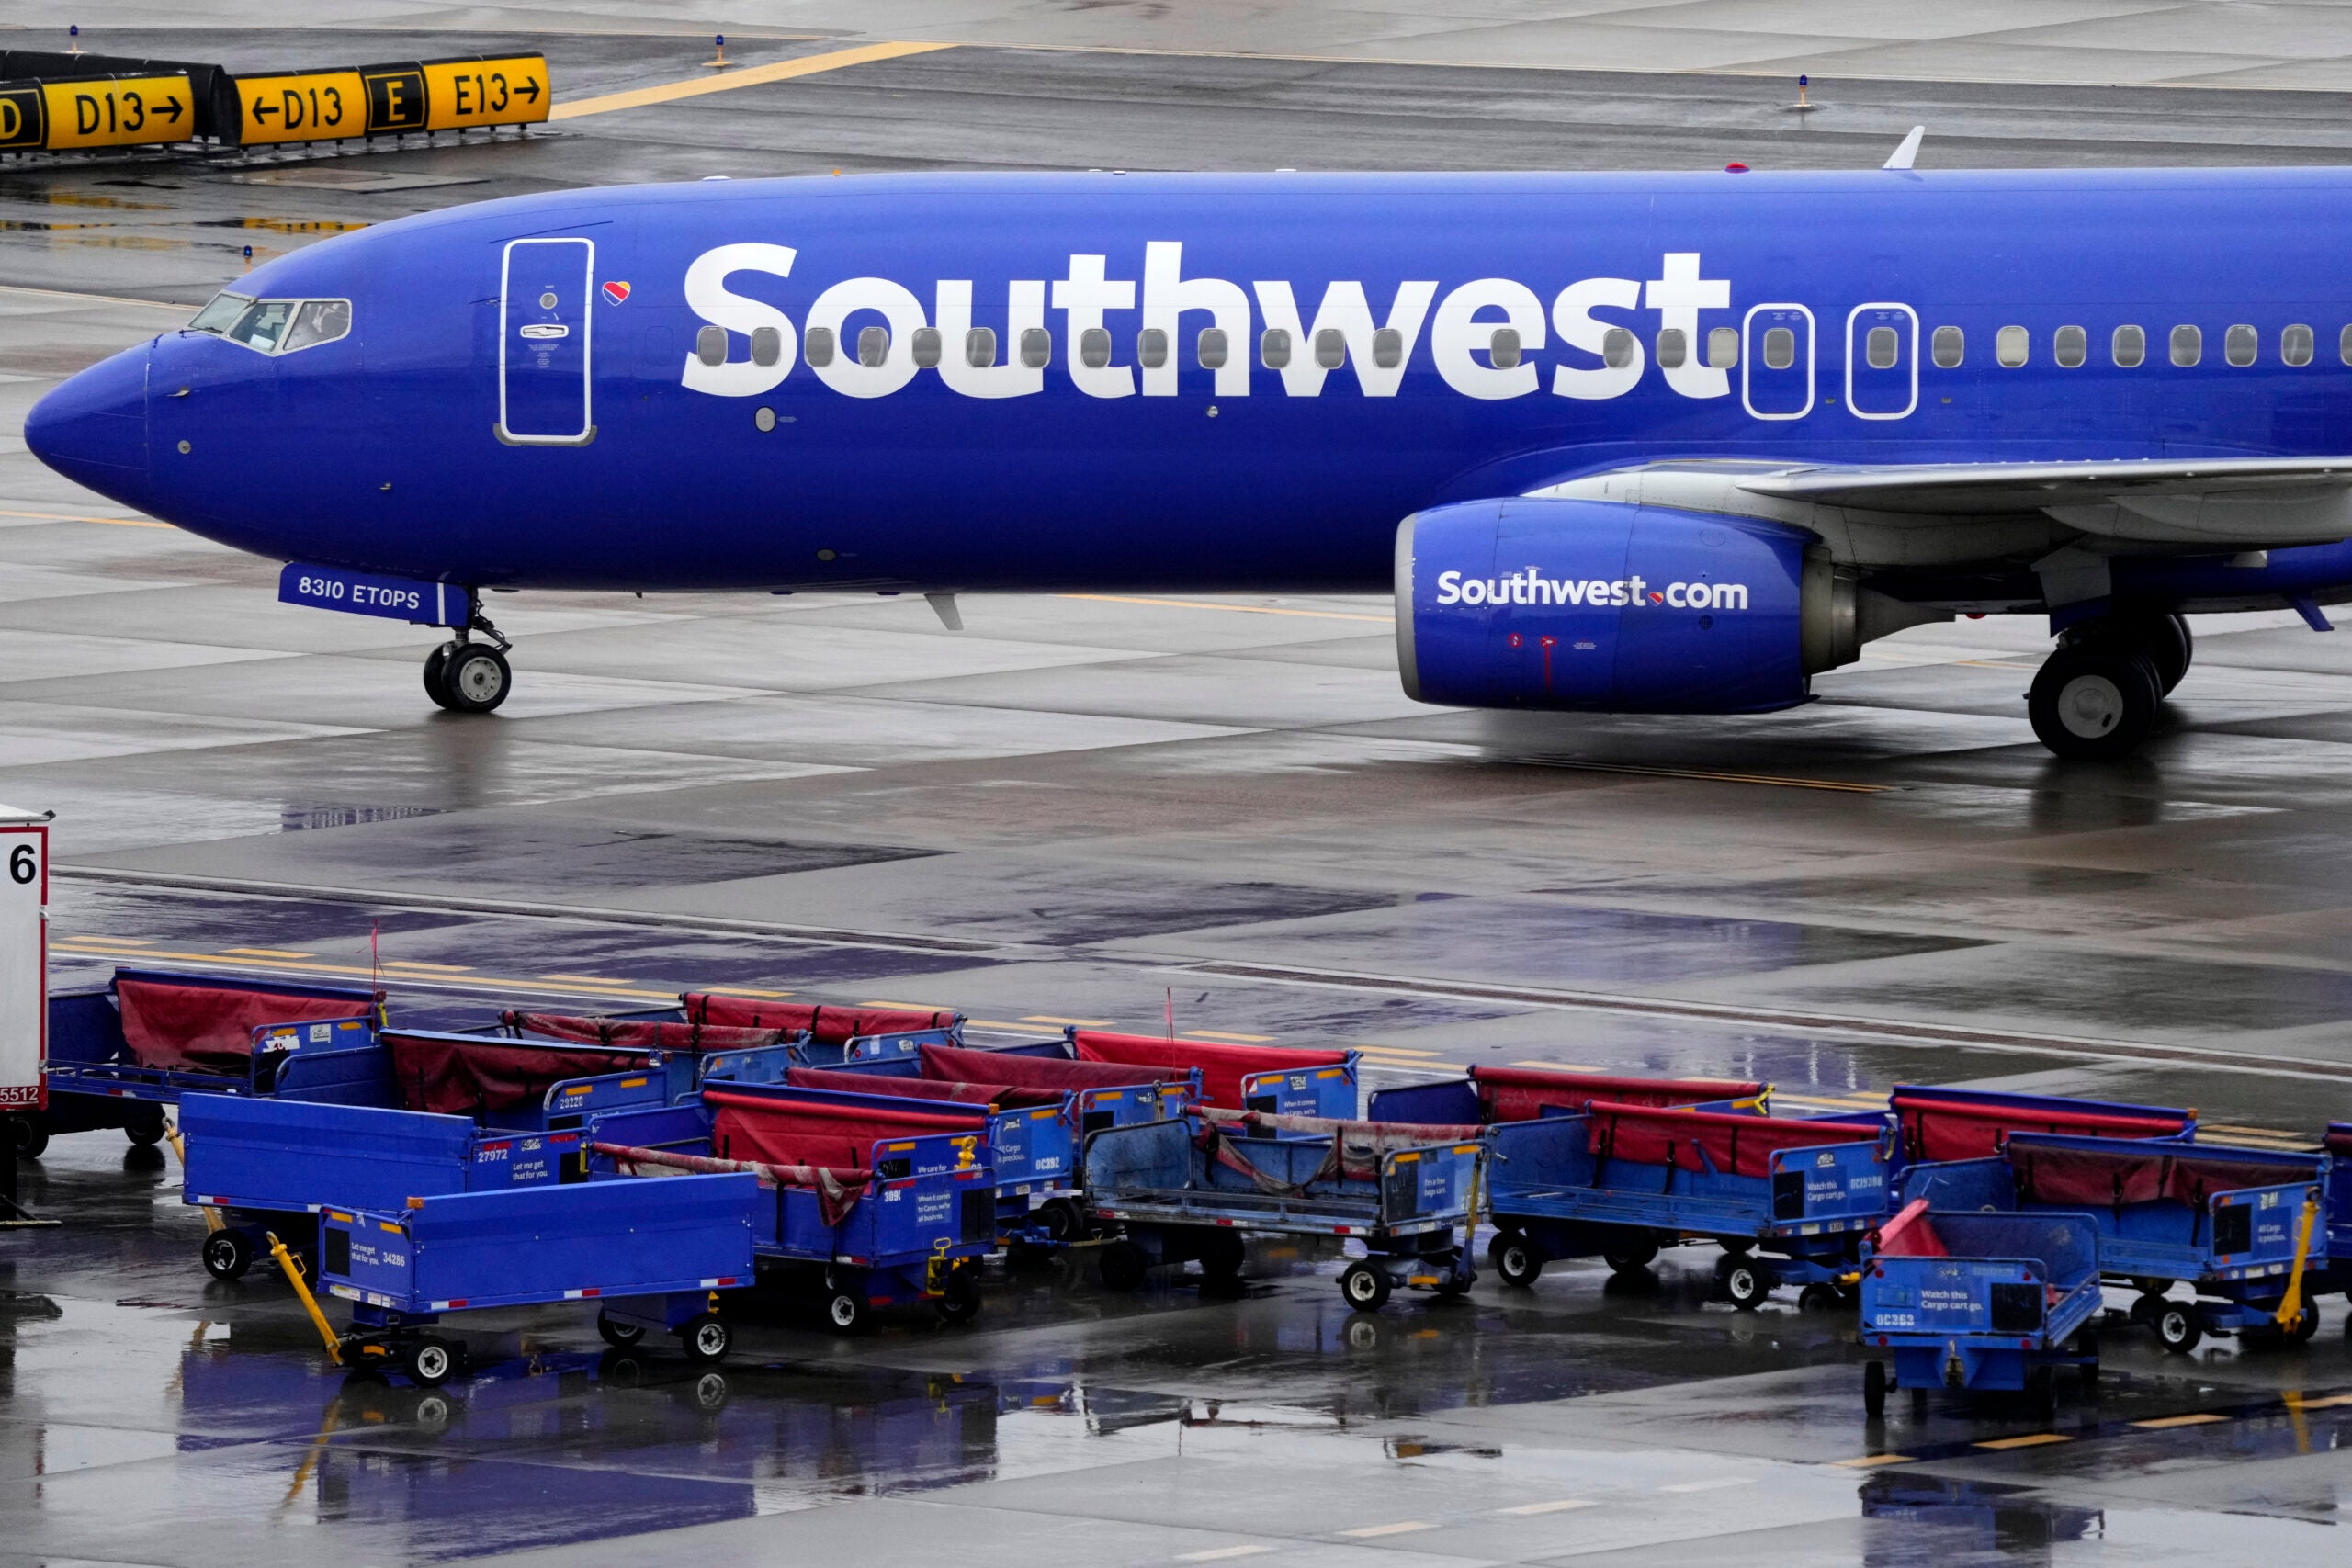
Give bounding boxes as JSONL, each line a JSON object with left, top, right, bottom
{"left": 9, "top": 20, "right": 2352, "bottom": 1566}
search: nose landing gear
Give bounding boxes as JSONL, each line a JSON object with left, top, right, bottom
{"left": 424, "top": 592, "right": 514, "bottom": 715}
{"left": 2027, "top": 612, "right": 2191, "bottom": 760}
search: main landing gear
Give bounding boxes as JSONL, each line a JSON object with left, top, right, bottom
{"left": 2028, "top": 611, "right": 2191, "bottom": 761}
{"left": 424, "top": 592, "right": 514, "bottom": 715}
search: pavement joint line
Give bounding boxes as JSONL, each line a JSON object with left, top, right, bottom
{"left": 549, "top": 40, "right": 960, "bottom": 120}
{"left": 1056, "top": 592, "right": 1392, "bottom": 624}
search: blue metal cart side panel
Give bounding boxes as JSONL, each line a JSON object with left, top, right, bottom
{"left": 1895, "top": 1156, "right": 2017, "bottom": 1211}
{"left": 1485, "top": 1114, "right": 1593, "bottom": 1207}
{"left": 1381, "top": 1140, "right": 1481, "bottom": 1225}
{"left": 1241, "top": 1058, "right": 1360, "bottom": 1120}
{"left": 584, "top": 1102, "right": 714, "bottom": 1158}
{"left": 2090, "top": 1178, "right": 2317, "bottom": 1281}
{"left": 1861, "top": 1212, "right": 2104, "bottom": 1390}
{"left": 697, "top": 1043, "right": 802, "bottom": 1085}
{"left": 465, "top": 1129, "right": 586, "bottom": 1190}
{"left": 322, "top": 1173, "right": 757, "bottom": 1313}
{"left": 1083, "top": 1116, "right": 1193, "bottom": 1194}
{"left": 1366, "top": 1077, "right": 1483, "bottom": 1126}
{"left": 274, "top": 1043, "right": 399, "bottom": 1104}
{"left": 1890, "top": 1082, "right": 2198, "bottom": 1139}
{"left": 181, "top": 1095, "right": 481, "bottom": 1213}
{"left": 2326, "top": 1128, "right": 2352, "bottom": 1261}
{"left": 1770, "top": 1137, "right": 1894, "bottom": 1224}
{"left": 767, "top": 1133, "right": 996, "bottom": 1268}
{"left": 836, "top": 1027, "right": 957, "bottom": 1065}
{"left": 486, "top": 1057, "right": 695, "bottom": 1128}
{"left": 45, "top": 988, "right": 125, "bottom": 1066}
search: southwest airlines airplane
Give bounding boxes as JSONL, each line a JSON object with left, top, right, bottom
{"left": 28, "top": 163, "right": 2352, "bottom": 760}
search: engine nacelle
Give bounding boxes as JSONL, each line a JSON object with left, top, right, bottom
{"left": 1396, "top": 498, "right": 1827, "bottom": 714}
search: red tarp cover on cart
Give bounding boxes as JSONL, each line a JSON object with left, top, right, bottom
{"left": 920, "top": 1042, "right": 1180, "bottom": 1094}
{"left": 1587, "top": 1100, "right": 1869, "bottom": 1178}
{"left": 2010, "top": 1140, "right": 2318, "bottom": 1209}
{"left": 1069, "top": 1031, "right": 1349, "bottom": 1109}
{"left": 386, "top": 1033, "right": 643, "bottom": 1115}
{"left": 785, "top": 1066, "right": 1061, "bottom": 1110}
{"left": 1470, "top": 1066, "right": 1763, "bottom": 1123}
{"left": 683, "top": 994, "right": 957, "bottom": 1043}
{"left": 704, "top": 1088, "right": 988, "bottom": 1169}
{"left": 1871, "top": 1199, "right": 1949, "bottom": 1258}
{"left": 1892, "top": 1092, "right": 2190, "bottom": 1163}
{"left": 501, "top": 1010, "right": 786, "bottom": 1053}
{"left": 116, "top": 977, "right": 375, "bottom": 1073}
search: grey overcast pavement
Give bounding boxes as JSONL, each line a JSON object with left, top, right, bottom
{"left": 6, "top": 10, "right": 2352, "bottom": 1566}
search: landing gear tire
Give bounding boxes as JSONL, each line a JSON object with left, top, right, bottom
{"left": 1492, "top": 1237, "right": 1545, "bottom": 1289}
{"left": 2153, "top": 1302, "right": 2204, "bottom": 1354}
{"left": 2076, "top": 611, "right": 2192, "bottom": 695}
{"left": 202, "top": 1229, "right": 254, "bottom": 1282}
{"left": 2030, "top": 640, "right": 2162, "bottom": 760}
{"left": 1339, "top": 1261, "right": 1392, "bottom": 1313}
{"left": 423, "top": 641, "right": 458, "bottom": 708}
{"left": 437, "top": 644, "right": 512, "bottom": 715}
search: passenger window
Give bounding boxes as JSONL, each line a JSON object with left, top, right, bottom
{"left": 1020, "top": 327, "right": 1051, "bottom": 368}
{"left": 1261, "top": 327, "right": 1292, "bottom": 369}
{"left": 2283, "top": 323, "right": 2314, "bottom": 367}
{"left": 1761, "top": 327, "right": 1794, "bottom": 370}
{"left": 1079, "top": 325, "right": 1113, "bottom": 369}
{"left": 857, "top": 325, "right": 889, "bottom": 367}
{"left": 965, "top": 326, "right": 996, "bottom": 368}
{"left": 2225, "top": 323, "right": 2257, "bottom": 367}
{"left": 1372, "top": 326, "right": 1403, "bottom": 369}
{"left": 805, "top": 326, "right": 835, "bottom": 367}
{"left": 1601, "top": 326, "right": 1635, "bottom": 369}
{"left": 1315, "top": 328, "right": 1346, "bottom": 369}
{"left": 2171, "top": 324, "right": 2200, "bottom": 367}
{"left": 910, "top": 327, "right": 942, "bottom": 368}
{"left": 1995, "top": 325, "right": 2028, "bottom": 367}
{"left": 1866, "top": 325, "right": 1899, "bottom": 370}
{"left": 1138, "top": 327, "right": 1169, "bottom": 369}
{"left": 2053, "top": 324, "right": 2086, "bottom": 368}
{"left": 2112, "top": 324, "right": 2144, "bottom": 367}
{"left": 1655, "top": 327, "right": 1687, "bottom": 369}
{"left": 229, "top": 299, "right": 298, "bottom": 353}
{"left": 280, "top": 299, "right": 351, "bottom": 354}
{"left": 1930, "top": 325, "right": 1962, "bottom": 367}
{"left": 750, "top": 325, "right": 783, "bottom": 367}
{"left": 1707, "top": 326, "right": 1739, "bottom": 368}
{"left": 1197, "top": 327, "right": 1228, "bottom": 369}
{"left": 188, "top": 291, "right": 252, "bottom": 334}
{"left": 695, "top": 324, "right": 728, "bottom": 367}
{"left": 1488, "top": 327, "right": 1521, "bottom": 369}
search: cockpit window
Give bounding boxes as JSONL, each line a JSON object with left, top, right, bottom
{"left": 282, "top": 299, "right": 352, "bottom": 354}
{"left": 189, "top": 292, "right": 353, "bottom": 355}
{"left": 187, "top": 291, "right": 252, "bottom": 333}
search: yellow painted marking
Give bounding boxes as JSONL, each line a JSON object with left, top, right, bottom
{"left": 1498, "top": 1500, "right": 1600, "bottom": 1516}
{"left": 1350, "top": 1044, "right": 1441, "bottom": 1058}
{"left": 1340, "top": 1522, "right": 1432, "bottom": 1538}
{"left": 1832, "top": 1453, "right": 1916, "bottom": 1469}
{"left": 2286, "top": 1393, "right": 2352, "bottom": 1410}
{"left": 700, "top": 987, "right": 791, "bottom": 998}
{"left": 379, "top": 961, "right": 473, "bottom": 973}
{"left": 222, "top": 947, "right": 312, "bottom": 958}
{"left": 0, "top": 507, "right": 173, "bottom": 528}
{"left": 1184, "top": 1031, "right": 1275, "bottom": 1043}
{"left": 1177, "top": 1549, "right": 1276, "bottom": 1562}
{"left": 1519, "top": 758, "right": 1886, "bottom": 794}
{"left": 63, "top": 934, "right": 154, "bottom": 945}
{"left": 539, "top": 973, "right": 633, "bottom": 984}
{"left": 550, "top": 41, "right": 956, "bottom": 120}
{"left": 862, "top": 999, "right": 955, "bottom": 1010}
{"left": 1058, "top": 592, "right": 1390, "bottom": 624}
{"left": 1023, "top": 1015, "right": 1114, "bottom": 1027}
{"left": 2131, "top": 1412, "right": 2230, "bottom": 1429}
{"left": 1973, "top": 1432, "right": 2072, "bottom": 1450}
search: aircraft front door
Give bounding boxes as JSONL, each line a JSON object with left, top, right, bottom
{"left": 1845, "top": 303, "right": 1917, "bottom": 420}
{"left": 1741, "top": 304, "right": 1814, "bottom": 421}
{"left": 498, "top": 236, "right": 594, "bottom": 445}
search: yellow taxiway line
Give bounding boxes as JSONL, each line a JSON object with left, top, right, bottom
{"left": 551, "top": 41, "right": 958, "bottom": 120}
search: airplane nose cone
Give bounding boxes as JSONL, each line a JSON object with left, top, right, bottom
{"left": 26, "top": 342, "right": 150, "bottom": 494}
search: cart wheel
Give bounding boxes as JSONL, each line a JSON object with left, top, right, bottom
{"left": 2130, "top": 1290, "right": 2168, "bottom": 1325}
{"left": 2131, "top": 1276, "right": 2170, "bottom": 1299}
{"left": 1340, "top": 1261, "right": 1393, "bottom": 1313}
{"left": 1602, "top": 1235, "right": 1659, "bottom": 1274}
{"left": 824, "top": 1291, "right": 868, "bottom": 1334}
{"left": 201, "top": 1230, "right": 254, "bottom": 1282}
{"left": 13, "top": 1117, "right": 48, "bottom": 1161}
{"left": 935, "top": 1269, "right": 983, "bottom": 1325}
{"left": 679, "top": 1313, "right": 731, "bottom": 1364}
{"left": 2153, "top": 1303, "right": 2203, "bottom": 1354}
{"left": 1722, "top": 1261, "right": 1770, "bottom": 1311}
{"left": 124, "top": 1114, "right": 166, "bottom": 1147}
{"left": 1039, "top": 1199, "right": 1080, "bottom": 1243}
{"left": 1099, "top": 1240, "right": 1148, "bottom": 1293}
{"left": 413, "top": 1393, "right": 453, "bottom": 1435}
{"left": 2288, "top": 1303, "right": 2322, "bottom": 1344}
{"left": 596, "top": 1313, "right": 645, "bottom": 1348}
{"left": 1863, "top": 1359, "right": 1887, "bottom": 1417}
{"left": 404, "top": 1337, "right": 457, "bottom": 1388}
{"left": 2028, "top": 1368, "right": 2057, "bottom": 1423}
{"left": 1798, "top": 1282, "right": 1844, "bottom": 1313}
{"left": 1720, "top": 1236, "right": 1756, "bottom": 1257}
{"left": 1493, "top": 1238, "right": 1544, "bottom": 1289}
{"left": 1196, "top": 1229, "right": 1247, "bottom": 1284}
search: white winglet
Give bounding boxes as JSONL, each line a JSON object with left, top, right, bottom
{"left": 1883, "top": 126, "right": 1925, "bottom": 171}
{"left": 925, "top": 591, "right": 964, "bottom": 631}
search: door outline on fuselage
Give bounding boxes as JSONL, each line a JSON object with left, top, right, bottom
{"left": 495, "top": 236, "right": 596, "bottom": 447}
{"left": 1844, "top": 302, "right": 1918, "bottom": 421}
{"left": 1741, "top": 303, "right": 1815, "bottom": 422}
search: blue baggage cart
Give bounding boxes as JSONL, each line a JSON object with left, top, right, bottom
{"left": 180, "top": 1031, "right": 695, "bottom": 1281}
{"left": 998, "top": 1028, "right": 1359, "bottom": 1121}
{"left": 28, "top": 967, "right": 379, "bottom": 1157}
{"left": 1886, "top": 1083, "right": 2195, "bottom": 1173}
{"left": 1858, "top": 1198, "right": 2104, "bottom": 1416}
{"left": 1081, "top": 1108, "right": 1486, "bottom": 1309}
{"left": 587, "top": 1082, "right": 999, "bottom": 1332}
{"left": 680, "top": 993, "right": 963, "bottom": 1066}
{"left": 772, "top": 1041, "right": 1196, "bottom": 1246}
{"left": 1899, "top": 1132, "right": 2328, "bottom": 1350}
{"left": 313, "top": 1171, "right": 757, "bottom": 1385}
{"left": 490, "top": 1008, "right": 807, "bottom": 1080}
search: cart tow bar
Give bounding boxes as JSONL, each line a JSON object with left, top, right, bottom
{"left": 2272, "top": 1191, "right": 2322, "bottom": 1331}
{"left": 266, "top": 1231, "right": 344, "bottom": 1367}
